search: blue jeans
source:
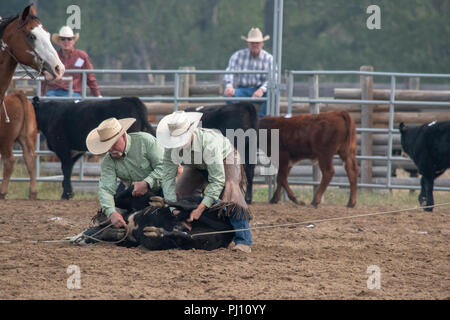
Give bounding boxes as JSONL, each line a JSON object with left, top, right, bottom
{"left": 46, "top": 89, "right": 81, "bottom": 97}
{"left": 215, "top": 200, "right": 252, "bottom": 246}
{"left": 226, "top": 87, "right": 267, "bottom": 118}
{"left": 230, "top": 215, "right": 253, "bottom": 246}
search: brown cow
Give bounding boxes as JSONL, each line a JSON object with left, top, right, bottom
{"left": 0, "top": 91, "right": 38, "bottom": 199}
{"left": 259, "top": 110, "right": 358, "bottom": 208}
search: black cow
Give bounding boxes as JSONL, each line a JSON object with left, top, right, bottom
{"left": 399, "top": 121, "right": 450, "bottom": 211}
{"left": 81, "top": 192, "right": 235, "bottom": 251}
{"left": 185, "top": 103, "right": 259, "bottom": 204}
{"left": 32, "top": 96, "right": 155, "bottom": 199}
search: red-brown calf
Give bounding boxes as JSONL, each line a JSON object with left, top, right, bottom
{"left": 259, "top": 110, "right": 358, "bottom": 208}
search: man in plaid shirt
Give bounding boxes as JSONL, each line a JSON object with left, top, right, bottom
{"left": 224, "top": 28, "right": 273, "bottom": 117}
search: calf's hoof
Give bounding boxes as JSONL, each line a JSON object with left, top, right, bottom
{"left": 269, "top": 197, "right": 279, "bottom": 204}
{"left": 61, "top": 192, "right": 74, "bottom": 200}
{"left": 0, "top": 193, "right": 6, "bottom": 200}
{"left": 310, "top": 201, "right": 319, "bottom": 208}
{"left": 29, "top": 192, "right": 38, "bottom": 200}
{"left": 291, "top": 197, "right": 305, "bottom": 206}
{"left": 423, "top": 207, "right": 433, "bottom": 212}
{"left": 143, "top": 226, "right": 164, "bottom": 238}
{"left": 347, "top": 201, "right": 356, "bottom": 208}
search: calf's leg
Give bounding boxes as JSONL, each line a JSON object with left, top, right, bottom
{"left": 244, "top": 163, "right": 255, "bottom": 204}
{"left": 60, "top": 153, "right": 84, "bottom": 200}
{"left": 340, "top": 150, "right": 358, "bottom": 208}
{"left": 421, "top": 175, "right": 435, "bottom": 212}
{"left": 270, "top": 157, "right": 304, "bottom": 205}
{"left": 311, "top": 156, "right": 334, "bottom": 208}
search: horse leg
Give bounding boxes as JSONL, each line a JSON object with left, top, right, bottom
{"left": 0, "top": 148, "right": 16, "bottom": 199}
{"left": 311, "top": 156, "right": 334, "bottom": 208}
{"left": 17, "top": 136, "right": 37, "bottom": 200}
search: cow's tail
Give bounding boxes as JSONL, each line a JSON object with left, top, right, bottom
{"left": 341, "top": 110, "right": 357, "bottom": 156}
{"left": 127, "top": 97, "right": 156, "bottom": 136}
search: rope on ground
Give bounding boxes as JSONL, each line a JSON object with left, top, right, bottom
{"left": 0, "top": 202, "right": 449, "bottom": 244}
{"left": 190, "top": 201, "right": 450, "bottom": 238}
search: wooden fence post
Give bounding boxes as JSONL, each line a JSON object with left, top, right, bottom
{"left": 360, "top": 65, "right": 374, "bottom": 190}
{"left": 154, "top": 74, "right": 165, "bottom": 86}
{"left": 178, "top": 66, "right": 196, "bottom": 97}
{"left": 309, "top": 74, "right": 321, "bottom": 194}
{"left": 408, "top": 77, "right": 420, "bottom": 90}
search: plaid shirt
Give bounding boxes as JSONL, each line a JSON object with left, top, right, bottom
{"left": 224, "top": 48, "right": 273, "bottom": 92}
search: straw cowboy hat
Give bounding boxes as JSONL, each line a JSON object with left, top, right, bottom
{"left": 86, "top": 117, "right": 136, "bottom": 155}
{"left": 51, "top": 26, "right": 80, "bottom": 45}
{"left": 241, "top": 27, "right": 270, "bottom": 42}
{"left": 156, "top": 111, "right": 203, "bottom": 149}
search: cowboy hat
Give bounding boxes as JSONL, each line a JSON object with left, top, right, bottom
{"left": 156, "top": 111, "right": 203, "bottom": 149}
{"left": 241, "top": 27, "right": 270, "bottom": 42}
{"left": 86, "top": 117, "right": 136, "bottom": 155}
{"left": 51, "top": 26, "right": 80, "bottom": 45}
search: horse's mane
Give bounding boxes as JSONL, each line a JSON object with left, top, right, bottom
{"left": 0, "top": 15, "right": 18, "bottom": 39}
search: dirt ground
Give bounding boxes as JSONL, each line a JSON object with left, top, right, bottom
{"left": 0, "top": 199, "right": 449, "bottom": 300}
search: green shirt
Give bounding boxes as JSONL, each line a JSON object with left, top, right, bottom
{"left": 161, "top": 128, "right": 234, "bottom": 208}
{"left": 99, "top": 132, "right": 164, "bottom": 216}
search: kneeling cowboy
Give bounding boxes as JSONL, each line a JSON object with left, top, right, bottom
{"left": 86, "top": 117, "right": 165, "bottom": 228}
{"left": 157, "top": 111, "right": 253, "bottom": 253}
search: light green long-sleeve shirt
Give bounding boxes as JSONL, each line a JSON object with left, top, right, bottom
{"left": 161, "top": 128, "right": 234, "bottom": 208}
{"left": 99, "top": 132, "right": 164, "bottom": 216}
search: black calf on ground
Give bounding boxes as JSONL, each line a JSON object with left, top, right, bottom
{"left": 82, "top": 194, "right": 234, "bottom": 250}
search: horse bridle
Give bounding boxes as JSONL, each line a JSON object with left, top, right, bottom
{"left": 0, "top": 37, "right": 45, "bottom": 81}
{"left": 0, "top": 16, "right": 46, "bottom": 123}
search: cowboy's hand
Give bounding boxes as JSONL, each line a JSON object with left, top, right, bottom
{"left": 224, "top": 86, "right": 235, "bottom": 97}
{"left": 187, "top": 204, "right": 206, "bottom": 222}
{"left": 252, "top": 88, "right": 264, "bottom": 98}
{"left": 132, "top": 181, "right": 148, "bottom": 197}
{"left": 110, "top": 211, "right": 127, "bottom": 228}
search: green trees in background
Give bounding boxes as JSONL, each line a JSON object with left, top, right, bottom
{"left": 1, "top": 0, "right": 449, "bottom": 74}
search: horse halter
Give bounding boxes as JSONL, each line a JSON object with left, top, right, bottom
{"left": 0, "top": 38, "right": 44, "bottom": 81}
{"left": 0, "top": 16, "right": 45, "bottom": 123}
{"left": 0, "top": 15, "right": 45, "bottom": 81}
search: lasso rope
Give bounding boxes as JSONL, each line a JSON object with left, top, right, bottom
{"left": 0, "top": 202, "right": 449, "bottom": 245}
{"left": 190, "top": 201, "right": 450, "bottom": 238}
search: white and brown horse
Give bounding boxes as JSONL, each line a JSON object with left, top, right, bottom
{"left": 0, "top": 4, "right": 64, "bottom": 199}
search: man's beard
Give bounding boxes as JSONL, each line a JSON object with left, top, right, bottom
{"left": 110, "top": 151, "right": 123, "bottom": 158}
